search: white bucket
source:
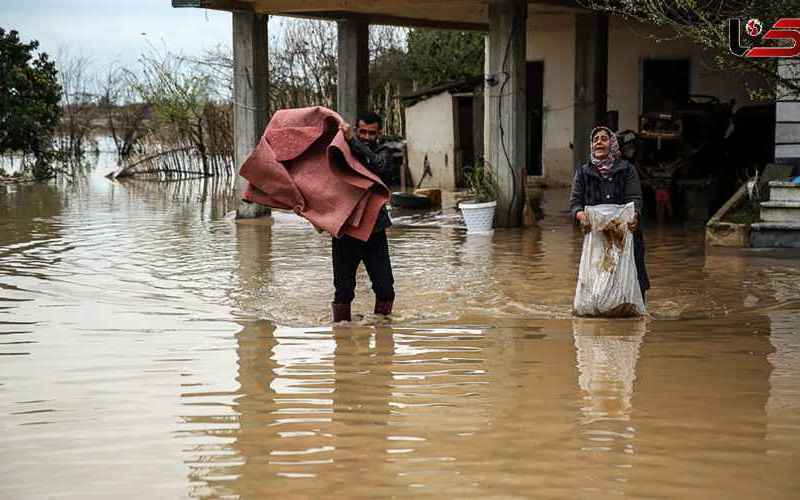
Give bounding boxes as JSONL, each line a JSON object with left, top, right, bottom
{"left": 460, "top": 200, "right": 497, "bottom": 234}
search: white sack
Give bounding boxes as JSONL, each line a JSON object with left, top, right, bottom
{"left": 573, "top": 203, "right": 646, "bottom": 317}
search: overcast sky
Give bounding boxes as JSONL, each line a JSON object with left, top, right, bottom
{"left": 2, "top": 0, "right": 234, "bottom": 72}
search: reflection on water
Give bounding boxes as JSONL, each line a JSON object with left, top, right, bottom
{"left": 574, "top": 319, "right": 644, "bottom": 425}
{"left": 1, "top": 160, "right": 800, "bottom": 498}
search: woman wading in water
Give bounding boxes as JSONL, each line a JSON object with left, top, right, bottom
{"left": 569, "top": 126, "right": 651, "bottom": 302}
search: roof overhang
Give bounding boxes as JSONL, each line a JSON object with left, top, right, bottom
{"left": 172, "top": 0, "right": 585, "bottom": 31}
{"left": 402, "top": 76, "right": 484, "bottom": 105}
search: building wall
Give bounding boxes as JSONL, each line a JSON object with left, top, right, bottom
{"left": 413, "top": 16, "right": 768, "bottom": 190}
{"left": 526, "top": 16, "right": 763, "bottom": 186}
{"left": 607, "top": 18, "right": 761, "bottom": 133}
{"left": 405, "top": 91, "right": 456, "bottom": 189}
{"left": 526, "top": 13, "right": 576, "bottom": 186}
{"left": 775, "top": 60, "right": 800, "bottom": 162}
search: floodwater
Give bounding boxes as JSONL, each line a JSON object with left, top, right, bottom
{"left": 2, "top": 152, "right": 800, "bottom": 499}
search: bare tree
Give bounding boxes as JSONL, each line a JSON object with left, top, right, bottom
{"left": 193, "top": 44, "right": 233, "bottom": 101}
{"left": 109, "top": 47, "right": 236, "bottom": 179}
{"left": 55, "top": 50, "right": 96, "bottom": 159}
{"left": 97, "top": 63, "right": 149, "bottom": 158}
{"left": 134, "top": 48, "right": 213, "bottom": 176}
{"left": 198, "top": 18, "right": 408, "bottom": 135}
{"left": 369, "top": 25, "right": 409, "bottom": 136}
{"left": 268, "top": 18, "right": 338, "bottom": 109}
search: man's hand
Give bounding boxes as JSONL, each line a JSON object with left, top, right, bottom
{"left": 339, "top": 122, "right": 353, "bottom": 141}
{"left": 628, "top": 215, "right": 639, "bottom": 232}
{"left": 576, "top": 211, "right": 591, "bottom": 234}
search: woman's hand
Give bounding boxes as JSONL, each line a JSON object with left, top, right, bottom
{"left": 339, "top": 122, "right": 353, "bottom": 141}
{"left": 576, "top": 211, "right": 591, "bottom": 233}
{"left": 628, "top": 215, "right": 639, "bottom": 232}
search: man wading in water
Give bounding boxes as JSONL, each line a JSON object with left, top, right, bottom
{"left": 332, "top": 112, "right": 395, "bottom": 322}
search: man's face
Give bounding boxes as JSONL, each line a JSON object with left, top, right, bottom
{"left": 356, "top": 120, "right": 381, "bottom": 144}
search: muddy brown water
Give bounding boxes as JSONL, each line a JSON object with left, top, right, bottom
{"left": 1, "top": 160, "right": 800, "bottom": 498}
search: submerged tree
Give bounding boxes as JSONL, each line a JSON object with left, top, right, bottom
{"left": 134, "top": 49, "right": 216, "bottom": 176}
{"left": 55, "top": 50, "right": 96, "bottom": 160}
{"left": 0, "top": 28, "right": 61, "bottom": 179}
{"left": 108, "top": 47, "right": 237, "bottom": 179}
{"left": 97, "top": 63, "right": 149, "bottom": 158}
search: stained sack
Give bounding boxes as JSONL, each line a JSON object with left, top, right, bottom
{"left": 573, "top": 203, "right": 646, "bottom": 317}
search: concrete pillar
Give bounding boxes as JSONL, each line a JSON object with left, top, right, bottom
{"left": 573, "top": 13, "right": 609, "bottom": 170}
{"left": 337, "top": 17, "right": 369, "bottom": 125}
{"left": 233, "top": 11, "right": 270, "bottom": 218}
{"left": 486, "top": 0, "right": 527, "bottom": 227}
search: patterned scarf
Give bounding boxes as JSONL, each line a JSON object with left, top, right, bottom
{"left": 590, "top": 126, "right": 620, "bottom": 177}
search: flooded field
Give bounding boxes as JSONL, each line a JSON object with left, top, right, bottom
{"left": 2, "top": 157, "right": 799, "bottom": 498}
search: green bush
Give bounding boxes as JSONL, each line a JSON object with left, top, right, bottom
{"left": 0, "top": 29, "right": 61, "bottom": 167}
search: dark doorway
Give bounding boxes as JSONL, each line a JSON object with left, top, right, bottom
{"left": 454, "top": 94, "right": 475, "bottom": 187}
{"left": 526, "top": 61, "right": 544, "bottom": 176}
{"left": 642, "top": 59, "right": 690, "bottom": 113}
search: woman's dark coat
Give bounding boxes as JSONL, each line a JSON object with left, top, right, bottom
{"left": 569, "top": 159, "right": 651, "bottom": 292}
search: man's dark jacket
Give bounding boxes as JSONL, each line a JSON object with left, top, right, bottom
{"left": 348, "top": 137, "right": 393, "bottom": 232}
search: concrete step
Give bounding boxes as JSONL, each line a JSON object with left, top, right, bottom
{"left": 751, "top": 222, "right": 800, "bottom": 248}
{"left": 759, "top": 200, "right": 800, "bottom": 223}
{"left": 768, "top": 181, "right": 800, "bottom": 202}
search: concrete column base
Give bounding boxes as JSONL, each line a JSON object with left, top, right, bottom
{"left": 486, "top": 0, "right": 527, "bottom": 227}
{"left": 233, "top": 11, "right": 270, "bottom": 219}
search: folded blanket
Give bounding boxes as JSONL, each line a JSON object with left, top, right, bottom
{"left": 240, "top": 106, "right": 390, "bottom": 241}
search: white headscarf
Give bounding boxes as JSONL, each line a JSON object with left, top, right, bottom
{"left": 590, "top": 126, "right": 620, "bottom": 177}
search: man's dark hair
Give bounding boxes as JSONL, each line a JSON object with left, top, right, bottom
{"left": 357, "top": 111, "right": 382, "bottom": 129}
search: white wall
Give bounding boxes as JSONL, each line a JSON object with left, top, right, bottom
{"left": 526, "top": 14, "right": 576, "bottom": 186}
{"left": 521, "top": 15, "right": 764, "bottom": 186}
{"left": 405, "top": 91, "right": 456, "bottom": 189}
{"left": 607, "top": 17, "right": 761, "bottom": 133}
